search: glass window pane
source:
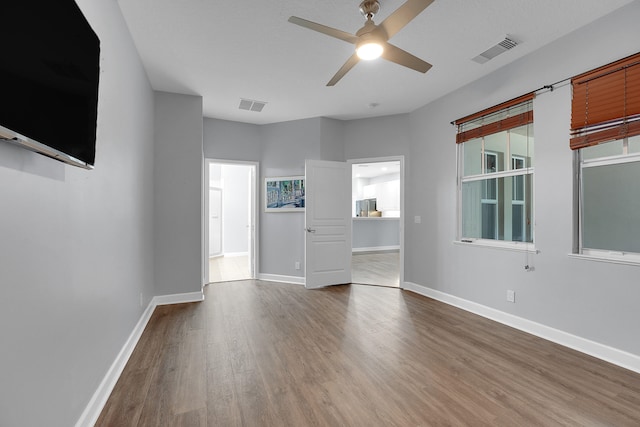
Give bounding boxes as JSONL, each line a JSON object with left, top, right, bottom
{"left": 484, "top": 131, "right": 507, "bottom": 172}
{"left": 462, "top": 180, "right": 487, "bottom": 239}
{"left": 629, "top": 134, "right": 640, "bottom": 154}
{"left": 510, "top": 124, "right": 534, "bottom": 167}
{"left": 582, "top": 140, "right": 623, "bottom": 160}
{"left": 462, "top": 174, "right": 533, "bottom": 242}
{"left": 481, "top": 203, "right": 497, "bottom": 239}
{"left": 512, "top": 204, "right": 524, "bottom": 242}
{"left": 582, "top": 161, "right": 640, "bottom": 253}
{"left": 463, "top": 138, "right": 482, "bottom": 176}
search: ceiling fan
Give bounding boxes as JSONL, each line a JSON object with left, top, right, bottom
{"left": 288, "top": 0, "right": 434, "bottom": 86}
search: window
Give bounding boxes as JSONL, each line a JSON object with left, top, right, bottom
{"left": 572, "top": 53, "right": 640, "bottom": 261}
{"left": 455, "top": 95, "right": 534, "bottom": 245}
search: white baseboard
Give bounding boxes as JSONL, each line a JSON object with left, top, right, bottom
{"left": 152, "top": 290, "right": 204, "bottom": 306}
{"left": 258, "top": 273, "right": 305, "bottom": 285}
{"left": 404, "top": 281, "right": 640, "bottom": 374}
{"left": 352, "top": 245, "right": 400, "bottom": 253}
{"left": 75, "top": 289, "right": 205, "bottom": 427}
{"left": 75, "top": 301, "right": 155, "bottom": 427}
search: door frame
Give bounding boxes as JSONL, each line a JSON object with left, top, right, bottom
{"left": 204, "top": 159, "right": 259, "bottom": 284}
{"left": 348, "top": 155, "right": 405, "bottom": 288}
{"left": 209, "top": 186, "right": 223, "bottom": 258}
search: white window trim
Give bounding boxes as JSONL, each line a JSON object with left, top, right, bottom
{"left": 568, "top": 251, "right": 640, "bottom": 267}
{"left": 582, "top": 151, "right": 640, "bottom": 168}
{"left": 454, "top": 238, "right": 538, "bottom": 254}
{"left": 576, "top": 139, "right": 640, "bottom": 264}
{"left": 462, "top": 167, "right": 534, "bottom": 183}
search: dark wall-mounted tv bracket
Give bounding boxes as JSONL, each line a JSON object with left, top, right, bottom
{"left": 0, "top": 126, "right": 93, "bottom": 170}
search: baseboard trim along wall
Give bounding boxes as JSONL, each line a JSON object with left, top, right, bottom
{"left": 352, "top": 245, "right": 400, "bottom": 253}
{"left": 404, "top": 281, "right": 640, "bottom": 375}
{"left": 75, "top": 289, "right": 205, "bottom": 427}
{"left": 258, "top": 273, "right": 305, "bottom": 285}
{"left": 152, "top": 290, "right": 205, "bottom": 306}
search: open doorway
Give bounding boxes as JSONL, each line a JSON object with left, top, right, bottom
{"left": 205, "top": 160, "right": 258, "bottom": 283}
{"left": 350, "top": 157, "right": 403, "bottom": 288}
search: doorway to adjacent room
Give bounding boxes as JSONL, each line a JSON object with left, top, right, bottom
{"left": 205, "top": 160, "right": 258, "bottom": 283}
{"left": 350, "top": 157, "right": 403, "bottom": 288}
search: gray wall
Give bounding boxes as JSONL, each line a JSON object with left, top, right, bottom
{"left": 403, "top": 1, "right": 640, "bottom": 356}
{"left": 203, "top": 118, "right": 261, "bottom": 161}
{"left": 154, "top": 92, "right": 204, "bottom": 295}
{"left": 0, "top": 0, "right": 156, "bottom": 425}
{"left": 204, "top": 117, "right": 346, "bottom": 278}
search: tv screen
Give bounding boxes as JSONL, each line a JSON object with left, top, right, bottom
{"left": 0, "top": 1, "right": 100, "bottom": 169}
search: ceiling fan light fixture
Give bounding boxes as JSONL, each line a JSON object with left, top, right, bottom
{"left": 356, "top": 41, "right": 383, "bottom": 60}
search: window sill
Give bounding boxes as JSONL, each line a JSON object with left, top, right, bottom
{"left": 567, "top": 253, "right": 640, "bottom": 267}
{"left": 453, "top": 239, "right": 538, "bottom": 254}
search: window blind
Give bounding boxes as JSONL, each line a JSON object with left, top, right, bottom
{"left": 570, "top": 52, "right": 640, "bottom": 150}
{"left": 454, "top": 93, "right": 534, "bottom": 144}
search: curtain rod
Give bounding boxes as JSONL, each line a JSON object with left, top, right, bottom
{"left": 449, "top": 75, "right": 573, "bottom": 126}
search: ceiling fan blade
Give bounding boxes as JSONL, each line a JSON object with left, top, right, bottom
{"left": 288, "top": 16, "right": 358, "bottom": 44}
{"left": 381, "top": 42, "right": 432, "bottom": 73}
{"left": 378, "top": 0, "right": 434, "bottom": 39}
{"left": 327, "top": 53, "right": 360, "bottom": 86}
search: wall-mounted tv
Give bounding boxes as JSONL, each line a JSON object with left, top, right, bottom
{"left": 0, "top": 1, "right": 100, "bottom": 169}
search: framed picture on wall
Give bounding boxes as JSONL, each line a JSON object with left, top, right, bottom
{"left": 264, "top": 176, "right": 305, "bottom": 212}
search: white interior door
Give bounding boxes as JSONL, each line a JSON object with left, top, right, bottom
{"left": 305, "top": 160, "right": 351, "bottom": 289}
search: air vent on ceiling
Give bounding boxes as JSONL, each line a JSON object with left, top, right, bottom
{"left": 472, "top": 37, "right": 518, "bottom": 64}
{"left": 239, "top": 98, "right": 267, "bottom": 112}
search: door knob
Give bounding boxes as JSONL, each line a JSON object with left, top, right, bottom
{"left": 305, "top": 227, "right": 316, "bottom": 233}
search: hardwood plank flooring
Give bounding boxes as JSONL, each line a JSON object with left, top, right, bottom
{"left": 351, "top": 251, "right": 399, "bottom": 288}
{"left": 96, "top": 281, "right": 640, "bottom": 426}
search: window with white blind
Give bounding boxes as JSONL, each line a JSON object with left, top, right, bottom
{"left": 455, "top": 94, "right": 535, "bottom": 246}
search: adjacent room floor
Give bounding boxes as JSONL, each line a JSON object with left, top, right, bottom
{"left": 96, "top": 280, "right": 640, "bottom": 426}
{"left": 209, "top": 255, "right": 251, "bottom": 283}
{"left": 351, "top": 250, "right": 399, "bottom": 287}
{"left": 209, "top": 251, "right": 400, "bottom": 287}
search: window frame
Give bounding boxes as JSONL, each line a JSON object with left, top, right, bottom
{"left": 575, "top": 137, "right": 640, "bottom": 264}
{"left": 454, "top": 95, "right": 536, "bottom": 250}
{"left": 456, "top": 141, "right": 535, "bottom": 249}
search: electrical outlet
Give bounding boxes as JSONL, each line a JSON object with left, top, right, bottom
{"left": 414, "top": 216, "right": 422, "bottom": 224}
{"left": 506, "top": 290, "right": 515, "bottom": 303}
{"left": 295, "top": 261, "right": 301, "bottom": 270}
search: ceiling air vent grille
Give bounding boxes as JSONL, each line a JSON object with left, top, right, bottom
{"left": 472, "top": 37, "right": 518, "bottom": 64}
{"left": 239, "top": 98, "right": 267, "bottom": 112}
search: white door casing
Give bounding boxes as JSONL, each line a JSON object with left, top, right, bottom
{"left": 305, "top": 160, "right": 351, "bottom": 289}
{"left": 209, "top": 187, "right": 223, "bottom": 257}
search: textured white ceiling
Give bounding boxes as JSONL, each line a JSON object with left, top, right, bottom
{"left": 117, "top": 0, "right": 634, "bottom": 125}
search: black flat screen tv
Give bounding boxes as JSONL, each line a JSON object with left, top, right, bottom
{"left": 0, "top": 1, "right": 100, "bottom": 169}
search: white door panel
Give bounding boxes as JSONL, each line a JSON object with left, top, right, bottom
{"left": 305, "top": 160, "right": 351, "bottom": 288}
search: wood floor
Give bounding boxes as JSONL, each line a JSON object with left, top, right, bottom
{"left": 96, "top": 281, "right": 640, "bottom": 426}
{"left": 351, "top": 251, "right": 399, "bottom": 287}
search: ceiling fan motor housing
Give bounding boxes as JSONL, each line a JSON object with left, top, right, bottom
{"left": 360, "top": 0, "right": 380, "bottom": 19}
